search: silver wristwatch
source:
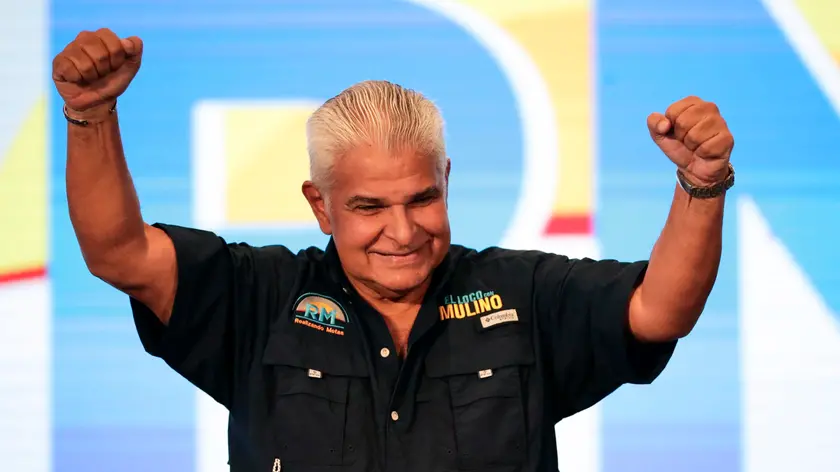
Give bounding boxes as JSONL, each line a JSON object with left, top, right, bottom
{"left": 676, "top": 163, "right": 735, "bottom": 199}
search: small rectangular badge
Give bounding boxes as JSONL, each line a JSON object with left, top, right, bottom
{"left": 480, "top": 309, "right": 519, "bottom": 329}
{"left": 307, "top": 369, "right": 322, "bottom": 379}
{"left": 478, "top": 369, "right": 493, "bottom": 379}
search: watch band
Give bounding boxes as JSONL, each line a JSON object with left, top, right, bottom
{"left": 676, "top": 163, "right": 735, "bottom": 199}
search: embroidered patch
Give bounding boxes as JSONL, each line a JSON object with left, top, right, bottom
{"left": 438, "top": 290, "right": 505, "bottom": 320}
{"left": 293, "top": 293, "right": 348, "bottom": 336}
{"left": 479, "top": 309, "right": 519, "bottom": 329}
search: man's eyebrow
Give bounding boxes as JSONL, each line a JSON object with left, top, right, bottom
{"left": 346, "top": 195, "right": 385, "bottom": 207}
{"left": 345, "top": 186, "right": 441, "bottom": 207}
{"left": 411, "top": 186, "right": 441, "bottom": 200}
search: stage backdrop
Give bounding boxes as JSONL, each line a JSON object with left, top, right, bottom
{"left": 0, "top": 0, "right": 838, "bottom": 471}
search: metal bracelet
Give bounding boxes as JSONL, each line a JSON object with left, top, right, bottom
{"left": 63, "top": 101, "right": 117, "bottom": 126}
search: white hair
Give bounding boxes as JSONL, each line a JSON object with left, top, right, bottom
{"left": 306, "top": 80, "right": 447, "bottom": 188}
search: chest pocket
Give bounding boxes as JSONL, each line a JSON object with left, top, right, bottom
{"left": 262, "top": 330, "right": 370, "bottom": 469}
{"left": 424, "top": 330, "right": 535, "bottom": 471}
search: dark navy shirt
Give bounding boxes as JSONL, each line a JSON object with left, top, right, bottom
{"left": 131, "top": 224, "right": 676, "bottom": 472}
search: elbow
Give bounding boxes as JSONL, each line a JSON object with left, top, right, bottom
{"left": 82, "top": 240, "right": 148, "bottom": 289}
{"left": 629, "top": 287, "right": 706, "bottom": 342}
{"left": 76, "top": 223, "right": 151, "bottom": 281}
{"left": 85, "top": 258, "right": 126, "bottom": 288}
{"left": 666, "top": 318, "right": 699, "bottom": 340}
{"left": 630, "top": 316, "right": 698, "bottom": 343}
{"left": 631, "top": 319, "right": 695, "bottom": 343}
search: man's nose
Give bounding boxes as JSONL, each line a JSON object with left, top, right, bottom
{"left": 384, "top": 205, "right": 416, "bottom": 246}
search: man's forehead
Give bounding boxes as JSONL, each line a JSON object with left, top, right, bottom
{"left": 333, "top": 147, "right": 441, "bottom": 180}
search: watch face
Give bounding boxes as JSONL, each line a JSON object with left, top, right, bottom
{"left": 678, "top": 175, "right": 694, "bottom": 192}
{"left": 677, "top": 171, "right": 696, "bottom": 191}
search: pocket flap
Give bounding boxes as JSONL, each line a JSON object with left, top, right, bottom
{"left": 448, "top": 366, "right": 521, "bottom": 406}
{"left": 424, "top": 333, "right": 535, "bottom": 378}
{"left": 262, "top": 329, "right": 368, "bottom": 378}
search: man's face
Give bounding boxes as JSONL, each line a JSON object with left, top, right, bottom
{"left": 303, "top": 145, "right": 451, "bottom": 298}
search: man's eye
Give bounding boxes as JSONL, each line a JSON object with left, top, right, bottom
{"left": 357, "top": 205, "right": 381, "bottom": 212}
{"left": 412, "top": 196, "right": 435, "bottom": 205}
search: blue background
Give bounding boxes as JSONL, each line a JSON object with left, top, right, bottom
{"left": 48, "top": 1, "right": 840, "bottom": 471}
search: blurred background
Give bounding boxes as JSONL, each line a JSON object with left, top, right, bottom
{"left": 1, "top": 0, "right": 839, "bottom": 471}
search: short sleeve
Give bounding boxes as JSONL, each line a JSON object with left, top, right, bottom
{"left": 130, "top": 223, "right": 296, "bottom": 409}
{"left": 534, "top": 256, "right": 677, "bottom": 421}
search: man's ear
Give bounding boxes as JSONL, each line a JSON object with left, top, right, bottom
{"left": 444, "top": 157, "right": 451, "bottom": 204}
{"left": 302, "top": 181, "right": 332, "bottom": 235}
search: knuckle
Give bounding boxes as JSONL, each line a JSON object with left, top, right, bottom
{"left": 74, "top": 57, "right": 96, "bottom": 76}
{"left": 66, "top": 45, "right": 84, "bottom": 61}
{"left": 695, "top": 146, "right": 713, "bottom": 159}
{"left": 709, "top": 117, "right": 727, "bottom": 135}
{"left": 724, "top": 133, "right": 735, "bottom": 148}
{"left": 91, "top": 49, "right": 109, "bottom": 64}
{"left": 95, "top": 56, "right": 110, "bottom": 71}
{"left": 53, "top": 60, "right": 69, "bottom": 74}
{"left": 675, "top": 112, "right": 693, "bottom": 129}
{"left": 684, "top": 132, "right": 701, "bottom": 149}
{"left": 75, "top": 30, "right": 94, "bottom": 42}
{"left": 696, "top": 139, "right": 719, "bottom": 156}
{"left": 701, "top": 101, "right": 720, "bottom": 114}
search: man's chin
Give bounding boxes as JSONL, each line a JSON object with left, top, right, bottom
{"left": 372, "top": 270, "right": 432, "bottom": 295}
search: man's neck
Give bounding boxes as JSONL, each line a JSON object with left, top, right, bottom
{"left": 346, "top": 276, "right": 430, "bottom": 357}
{"left": 347, "top": 276, "right": 430, "bottom": 315}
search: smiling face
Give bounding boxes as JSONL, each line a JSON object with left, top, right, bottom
{"left": 303, "top": 144, "right": 451, "bottom": 299}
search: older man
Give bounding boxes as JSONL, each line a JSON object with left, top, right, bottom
{"left": 54, "top": 29, "right": 733, "bottom": 472}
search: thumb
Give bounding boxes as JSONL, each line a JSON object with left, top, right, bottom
{"left": 646, "top": 112, "right": 671, "bottom": 141}
{"left": 120, "top": 36, "right": 143, "bottom": 63}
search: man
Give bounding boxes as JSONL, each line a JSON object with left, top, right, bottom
{"left": 53, "top": 28, "right": 734, "bottom": 472}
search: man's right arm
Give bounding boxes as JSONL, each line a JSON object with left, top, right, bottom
{"left": 66, "top": 105, "right": 178, "bottom": 324}
{"left": 66, "top": 103, "right": 177, "bottom": 324}
{"left": 55, "top": 30, "right": 295, "bottom": 410}
{"left": 56, "top": 29, "right": 177, "bottom": 324}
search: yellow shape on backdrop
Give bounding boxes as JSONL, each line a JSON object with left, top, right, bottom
{"left": 795, "top": 0, "right": 840, "bottom": 64}
{"left": 458, "top": 0, "right": 593, "bottom": 219}
{"left": 0, "top": 96, "right": 47, "bottom": 275}
{"left": 223, "top": 105, "right": 317, "bottom": 225}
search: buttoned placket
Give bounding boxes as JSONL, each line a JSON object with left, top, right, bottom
{"left": 325, "top": 240, "right": 455, "bottom": 471}
{"left": 339, "top": 284, "right": 405, "bottom": 469}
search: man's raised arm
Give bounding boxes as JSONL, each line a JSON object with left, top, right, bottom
{"left": 629, "top": 96, "right": 735, "bottom": 342}
{"left": 54, "top": 28, "right": 177, "bottom": 323}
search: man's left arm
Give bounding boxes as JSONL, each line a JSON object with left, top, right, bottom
{"left": 630, "top": 96, "right": 735, "bottom": 342}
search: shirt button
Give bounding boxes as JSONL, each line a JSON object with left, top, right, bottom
{"left": 380, "top": 347, "right": 391, "bottom": 358}
{"left": 390, "top": 411, "right": 399, "bottom": 422}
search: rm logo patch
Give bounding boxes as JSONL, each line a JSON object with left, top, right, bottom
{"left": 293, "top": 293, "right": 348, "bottom": 336}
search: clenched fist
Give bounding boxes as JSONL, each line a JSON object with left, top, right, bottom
{"left": 648, "top": 96, "right": 735, "bottom": 187}
{"left": 52, "top": 28, "right": 143, "bottom": 112}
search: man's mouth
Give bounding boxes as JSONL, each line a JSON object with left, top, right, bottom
{"left": 372, "top": 245, "right": 424, "bottom": 260}
{"left": 379, "top": 250, "right": 416, "bottom": 257}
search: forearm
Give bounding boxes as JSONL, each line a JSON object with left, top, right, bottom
{"left": 630, "top": 184, "right": 724, "bottom": 341}
{"left": 66, "top": 103, "right": 147, "bottom": 277}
